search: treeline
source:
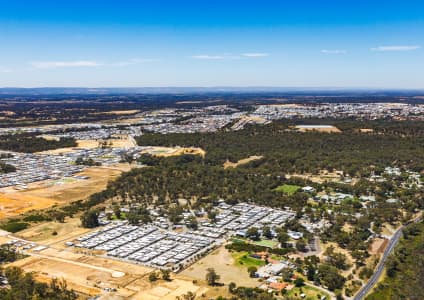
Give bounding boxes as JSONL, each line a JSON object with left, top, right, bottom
{"left": 0, "top": 134, "right": 77, "bottom": 153}
{"left": 97, "top": 154, "right": 312, "bottom": 210}
{"left": 0, "top": 267, "right": 77, "bottom": 300}
{"left": 137, "top": 120, "right": 424, "bottom": 175}
{"left": 366, "top": 221, "right": 424, "bottom": 300}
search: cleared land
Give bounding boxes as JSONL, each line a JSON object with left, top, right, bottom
{"left": 8, "top": 247, "right": 153, "bottom": 298}
{"left": 141, "top": 146, "right": 206, "bottom": 158}
{"left": 295, "top": 125, "right": 341, "bottom": 133}
{"left": 16, "top": 217, "right": 90, "bottom": 245}
{"left": 0, "top": 165, "right": 129, "bottom": 218}
{"left": 181, "top": 245, "right": 259, "bottom": 287}
{"left": 223, "top": 155, "right": 263, "bottom": 169}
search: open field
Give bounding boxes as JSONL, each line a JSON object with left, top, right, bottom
{"left": 8, "top": 247, "right": 153, "bottom": 298}
{"left": 15, "top": 217, "right": 89, "bottom": 245}
{"left": 274, "top": 184, "right": 301, "bottom": 195}
{"left": 8, "top": 246, "right": 206, "bottom": 299}
{"left": 141, "top": 146, "right": 206, "bottom": 157}
{"left": 0, "top": 164, "right": 130, "bottom": 218}
{"left": 253, "top": 239, "right": 279, "bottom": 248}
{"left": 223, "top": 155, "right": 263, "bottom": 169}
{"left": 77, "top": 137, "right": 137, "bottom": 149}
{"left": 286, "top": 170, "right": 345, "bottom": 184}
{"left": 129, "top": 278, "right": 208, "bottom": 300}
{"left": 295, "top": 125, "right": 341, "bottom": 133}
{"left": 232, "top": 251, "right": 266, "bottom": 268}
{"left": 37, "top": 136, "right": 137, "bottom": 154}
{"left": 181, "top": 246, "right": 259, "bottom": 287}
{"left": 0, "top": 193, "right": 57, "bottom": 219}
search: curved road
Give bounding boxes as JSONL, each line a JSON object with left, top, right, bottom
{"left": 354, "top": 215, "right": 422, "bottom": 300}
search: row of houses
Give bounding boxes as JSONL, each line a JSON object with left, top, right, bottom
{"left": 72, "top": 222, "right": 219, "bottom": 272}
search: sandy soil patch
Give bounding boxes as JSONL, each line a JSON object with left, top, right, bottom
{"left": 181, "top": 246, "right": 259, "bottom": 287}
{"left": 359, "top": 128, "right": 374, "bottom": 133}
{"left": 0, "top": 193, "right": 57, "bottom": 219}
{"left": 286, "top": 171, "right": 342, "bottom": 184}
{"left": 223, "top": 155, "right": 263, "bottom": 169}
{"left": 92, "top": 110, "right": 140, "bottom": 115}
{"left": 295, "top": 125, "right": 341, "bottom": 133}
{"left": 16, "top": 217, "right": 89, "bottom": 245}
{"left": 0, "top": 164, "right": 129, "bottom": 218}
{"left": 7, "top": 246, "right": 153, "bottom": 298}
{"left": 369, "top": 238, "right": 388, "bottom": 255}
{"left": 381, "top": 223, "right": 400, "bottom": 237}
{"left": 77, "top": 137, "right": 136, "bottom": 149}
{"left": 130, "top": 278, "right": 207, "bottom": 300}
{"left": 141, "top": 146, "right": 206, "bottom": 158}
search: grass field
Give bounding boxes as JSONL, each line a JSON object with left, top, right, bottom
{"left": 232, "top": 251, "right": 266, "bottom": 268}
{"left": 274, "top": 184, "right": 301, "bottom": 195}
{"left": 253, "top": 239, "right": 279, "bottom": 248}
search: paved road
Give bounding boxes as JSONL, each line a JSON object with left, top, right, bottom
{"left": 354, "top": 215, "right": 422, "bottom": 300}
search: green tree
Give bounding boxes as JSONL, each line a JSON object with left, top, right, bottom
{"left": 205, "top": 268, "right": 220, "bottom": 286}
{"left": 80, "top": 210, "right": 99, "bottom": 228}
{"left": 246, "top": 227, "right": 260, "bottom": 241}
{"left": 161, "top": 269, "right": 171, "bottom": 281}
{"left": 247, "top": 266, "right": 258, "bottom": 277}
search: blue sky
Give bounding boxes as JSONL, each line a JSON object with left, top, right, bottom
{"left": 0, "top": 0, "right": 423, "bottom": 88}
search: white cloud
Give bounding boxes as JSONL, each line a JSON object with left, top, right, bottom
{"left": 371, "top": 45, "right": 421, "bottom": 52}
{"left": 242, "top": 53, "right": 269, "bottom": 57}
{"left": 192, "top": 55, "right": 225, "bottom": 60}
{"left": 321, "top": 49, "right": 347, "bottom": 54}
{"left": 31, "top": 60, "right": 102, "bottom": 69}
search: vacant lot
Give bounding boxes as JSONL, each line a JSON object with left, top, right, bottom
{"left": 181, "top": 246, "right": 259, "bottom": 287}
{"left": 295, "top": 125, "right": 341, "bottom": 133}
{"left": 0, "top": 193, "right": 57, "bottom": 219}
{"left": 141, "top": 146, "right": 206, "bottom": 158}
{"left": 129, "top": 278, "right": 208, "bottom": 300}
{"left": 16, "top": 217, "right": 89, "bottom": 245}
{"left": 0, "top": 165, "right": 129, "bottom": 218}
{"left": 8, "top": 245, "right": 153, "bottom": 298}
{"left": 223, "top": 155, "right": 263, "bottom": 169}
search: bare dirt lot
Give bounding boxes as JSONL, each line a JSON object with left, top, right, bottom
{"left": 295, "top": 125, "right": 342, "bottom": 133}
{"left": 369, "top": 238, "right": 389, "bottom": 255}
{"left": 181, "top": 245, "right": 259, "bottom": 287}
{"left": 223, "top": 155, "right": 263, "bottom": 169}
{"left": 0, "top": 164, "right": 130, "bottom": 218}
{"left": 8, "top": 244, "right": 205, "bottom": 299}
{"left": 16, "top": 217, "right": 89, "bottom": 245}
{"left": 286, "top": 170, "right": 344, "bottom": 184}
{"left": 141, "top": 146, "right": 206, "bottom": 158}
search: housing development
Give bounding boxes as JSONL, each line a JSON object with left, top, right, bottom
{"left": 0, "top": 93, "right": 423, "bottom": 300}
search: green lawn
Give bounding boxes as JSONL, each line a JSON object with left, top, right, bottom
{"left": 253, "top": 239, "right": 279, "bottom": 248}
{"left": 232, "top": 251, "right": 266, "bottom": 268}
{"left": 274, "top": 184, "right": 301, "bottom": 195}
